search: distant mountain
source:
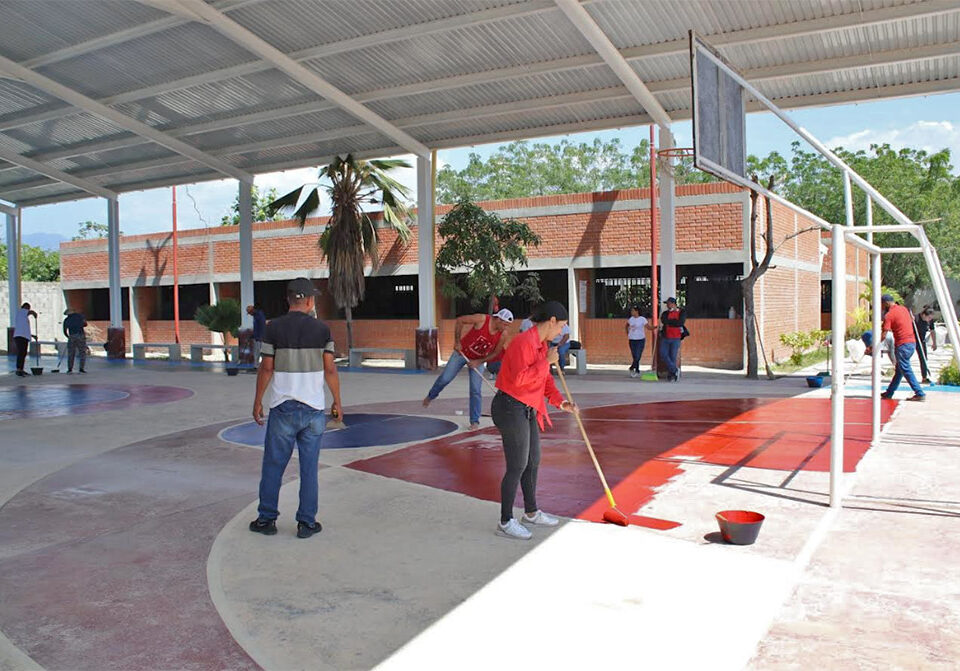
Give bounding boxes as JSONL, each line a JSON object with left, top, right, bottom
{"left": 23, "top": 232, "right": 67, "bottom": 250}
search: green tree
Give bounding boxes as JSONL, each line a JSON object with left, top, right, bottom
{"left": 436, "top": 198, "right": 543, "bottom": 311}
{"left": 73, "top": 220, "right": 113, "bottom": 240}
{"left": 194, "top": 299, "right": 241, "bottom": 361}
{"left": 0, "top": 243, "right": 60, "bottom": 281}
{"left": 268, "top": 154, "right": 412, "bottom": 350}
{"left": 221, "top": 186, "right": 283, "bottom": 226}
{"left": 748, "top": 142, "right": 960, "bottom": 295}
{"left": 436, "top": 138, "right": 717, "bottom": 204}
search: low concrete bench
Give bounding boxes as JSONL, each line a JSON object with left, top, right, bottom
{"left": 132, "top": 342, "right": 182, "bottom": 361}
{"left": 349, "top": 347, "right": 416, "bottom": 370}
{"left": 30, "top": 340, "right": 68, "bottom": 357}
{"left": 568, "top": 348, "right": 587, "bottom": 375}
{"left": 190, "top": 343, "right": 239, "bottom": 362}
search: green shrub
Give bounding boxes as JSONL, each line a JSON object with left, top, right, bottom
{"left": 939, "top": 360, "right": 960, "bottom": 386}
{"left": 779, "top": 331, "right": 817, "bottom": 366}
{"left": 845, "top": 307, "right": 871, "bottom": 340}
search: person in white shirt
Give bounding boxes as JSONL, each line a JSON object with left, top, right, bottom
{"left": 625, "top": 305, "right": 648, "bottom": 377}
{"left": 550, "top": 322, "right": 572, "bottom": 370}
{"left": 13, "top": 302, "right": 38, "bottom": 377}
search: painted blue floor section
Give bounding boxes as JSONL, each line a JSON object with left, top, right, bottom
{"left": 849, "top": 383, "right": 960, "bottom": 394}
{"left": 220, "top": 413, "right": 458, "bottom": 449}
{"left": 0, "top": 386, "right": 129, "bottom": 412}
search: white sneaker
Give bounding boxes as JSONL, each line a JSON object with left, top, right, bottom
{"left": 496, "top": 518, "right": 532, "bottom": 540}
{"left": 630, "top": 370, "right": 638, "bottom": 378}
{"left": 522, "top": 510, "right": 559, "bottom": 527}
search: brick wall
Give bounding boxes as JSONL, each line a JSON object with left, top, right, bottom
{"left": 581, "top": 317, "right": 743, "bottom": 368}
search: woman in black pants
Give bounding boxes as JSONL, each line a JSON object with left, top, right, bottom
{"left": 491, "top": 301, "right": 575, "bottom": 540}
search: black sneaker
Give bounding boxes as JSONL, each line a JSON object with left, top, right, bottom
{"left": 249, "top": 518, "right": 277, "bottom": 535}
{"left": 15, "top": 370, "right": 27, "bottom": 377}
{"left": 880, "top": 392, "right": 894, "bottom": 400}
{"left": 79, "top": 369, "right": 87, "bottom": 374}
{"left": 297, "top": 520, "right": 322, "bottom": 539}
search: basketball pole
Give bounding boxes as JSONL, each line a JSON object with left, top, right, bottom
{"left": 649, "top": 125, "right": 659, "bottom": 373}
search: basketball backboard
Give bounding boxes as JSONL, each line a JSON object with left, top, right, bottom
{"left": 690, "top": 32, "right": 747, "bottom": 184}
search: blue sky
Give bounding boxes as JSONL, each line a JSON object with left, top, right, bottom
{"left": 13, "top": 90, "right": 960, "bottom": 248}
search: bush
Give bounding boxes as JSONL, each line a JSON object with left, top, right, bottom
{"left": 939, "top": 360, "right": 960, "bottom": 386}
{"left": 779, "top": 330, "right": 817, "bottom": 366}
{"left": 846, "top": 307, "right": 871, "bottom": 340}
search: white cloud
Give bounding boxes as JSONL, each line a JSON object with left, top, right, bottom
{"left": 825, "top": 120, "right": 960, "bottom": 171}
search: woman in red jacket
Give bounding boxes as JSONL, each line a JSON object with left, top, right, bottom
{"left": 492, "top": 301, "right": 576, "bottom": 540}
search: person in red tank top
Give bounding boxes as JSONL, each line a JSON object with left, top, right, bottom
{"left": 658, "top": 297, "right": 686, "bottom": 381}
{"left": 423, "top": 309, "right": 515, "bottom": 429}
{"left": 492, "top": 300, "right": 576, "bottom": 540}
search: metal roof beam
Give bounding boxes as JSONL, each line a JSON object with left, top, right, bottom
{"left": 0, "top": 145, "right": 116, "bottom": 199}
{"left": 0, "top": 53, "right": 252, "bottom": 183}
{"left": 21, "top": 0, "right": 266, "bottom": 69}
{"left": 553, "top": 0, "right": 671, "bottom": 128}
{"left": 4, "top": 0, "right": 953, "bottom": 136}
{"left": 4, "top": 36, "right": 958, "bottom": 172}
{"left": 161, "top": 0, "right": 430, "bottom": 156}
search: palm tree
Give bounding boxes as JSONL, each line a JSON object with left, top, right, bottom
{"left": 268, "top": 154, "right": 412, "bottom": 351}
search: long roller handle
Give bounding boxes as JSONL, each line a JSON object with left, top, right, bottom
{"left": 555, "top": 365, "right": 617, "bottom": 509}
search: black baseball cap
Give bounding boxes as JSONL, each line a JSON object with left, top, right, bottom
{"left": 666, "top": 297, "right": 678, "bottom": 305}
{"left": 881, "top": 293, "right": 894, "bottom": 303}
{"left": 287, "top": 277, "right": 320, "bottom": 299}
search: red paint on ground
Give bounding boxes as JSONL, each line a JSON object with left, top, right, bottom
{"left": 347, "top": 398, "right": 895, "bottom": 529}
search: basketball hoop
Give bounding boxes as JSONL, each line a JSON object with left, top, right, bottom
{"left": 655, "top": 147, "right": 694, "bottom": 179}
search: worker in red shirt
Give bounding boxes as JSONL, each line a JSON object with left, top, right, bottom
{"left": 491, "top": 301, "right": 576, "bottom": 540}
{"left": 423, "top": 308, "right": 514, "bottom": 429}
{"left": 879, "top": 294, "right": 925, "bottom": 402}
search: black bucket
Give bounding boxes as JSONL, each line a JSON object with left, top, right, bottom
{"left": 226, "top": 367, "right": 240, "bottom": 377}
{"left": 716, "top": 510, "right": 765, "bottom": 545}
{"left": 30, "top": 367, "right": 43, "bottom": 376}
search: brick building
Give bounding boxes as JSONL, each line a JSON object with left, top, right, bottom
{"left": 60, "top": 182, "right": 864, "bottom": 368}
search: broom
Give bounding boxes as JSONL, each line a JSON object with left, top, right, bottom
{"left": 554, "top": 365, "right": 629, "bottom": 527}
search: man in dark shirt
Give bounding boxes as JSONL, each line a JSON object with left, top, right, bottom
{"left": 62, "top": 308, "right": 88, "bottom": 374}
{"left": 247, "top": 304, "right": 267, "bottom": 365}
{"left": 249, "top": 279, "right": 342, "bottom": 539}
{"left": 914, "top": 307, "right": 937, "bottom": 384}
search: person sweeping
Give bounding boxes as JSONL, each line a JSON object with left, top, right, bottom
{"left": 492, "top": 301, "right": 576, "bottom": 540}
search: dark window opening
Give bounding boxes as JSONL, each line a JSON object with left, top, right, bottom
{"left": 88, "top": 288, "right": 129, "bottom": 321}
{"left": 821, "top": 280, "right": 832, "bottom": 313}
{"left": 158, "top": 284, "right": 210, "bottom": 320}
{"left": 451, "top": 269, "right": 568, "bottom": 318}
{"left": 254, "top": 280, "right": 293, "bottom": 320}
{"left": 593, "top": 264, "right": 744, "bottom": 319}
{"left": 350, "top": 275, "right": 419, "bottom": 319}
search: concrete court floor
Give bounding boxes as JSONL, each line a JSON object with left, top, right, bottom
{"left": 0, "top": 351, "right": 957, "bottom": 670}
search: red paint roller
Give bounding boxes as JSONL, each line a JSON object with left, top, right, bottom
{"left": 554, "top": 366, "right": 629, "bottom": 527}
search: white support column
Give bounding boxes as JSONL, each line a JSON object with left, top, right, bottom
{"left": 107, "top": 198, "right": 122, "bottom": 328}
{"left": 871, "top": 250, "right": 882, "bottom": 445}
{"left": 830, "top": 223, "right": 846, "bottom": 508}
{"left": 658, "top": 130, "right": 677, "bottom": 301}
{"left": 129, "top": 285, "right": 143, "bottom": 345}
{"left": 416, "top": 154, "right": 438, "bottom": 370}
{"left": 238, "top": 181, "right": 254, "bottom": 330}
{"left": 5, "top": 211, "right": 18, "bottom": 327}
{"left": 417, "top": 155, "right": 436, "bottom": 329}
{"left": 567, "top": 267, "right": 579, "bottom": 340}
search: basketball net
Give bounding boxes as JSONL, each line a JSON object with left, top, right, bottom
{"left": 655, "top": 147, "right": 694, "bottom": 180}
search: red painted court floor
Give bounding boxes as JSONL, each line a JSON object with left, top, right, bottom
{"left": 348, "top": 397, "right": 896, "bottom": 529}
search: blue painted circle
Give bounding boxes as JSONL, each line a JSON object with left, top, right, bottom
{"left": 220, "top": 413, "right": 458, "bottom": 449}
{"left": 0, "top": 385, "right": 129, "bottom": 412}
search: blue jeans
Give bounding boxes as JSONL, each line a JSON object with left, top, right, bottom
{"left": 427, "top": 350, "right": 482, "bottom": 424}
{"left": 628, "top": 339, "right": 646, "bottom": 371}
{"left": 554, "top": 341, "right": 571, "bottom": 370}
{"left": 885, "top": 343, "right": 924, "bottom": 397}
{"left": 258, "top": 400, "right": 327, "bottom": 524}
{"left": 660, "top": 337, "right": 681, "bottom": 376}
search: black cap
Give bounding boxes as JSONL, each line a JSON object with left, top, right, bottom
{"left": 531, "top": 300, "right": 568, "bottom": 323}
{"left": 666, "top": 297, "right": 677, "bottom": 305}
{"left": 287, "top": 277, "right": 320, "bottom": 299}
{"left": 881, "top": 293, "right": 894, "bottom": 303}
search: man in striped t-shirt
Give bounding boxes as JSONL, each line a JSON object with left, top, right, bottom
{"left": 250, "top": 278, "right": 342, "bottom": 539}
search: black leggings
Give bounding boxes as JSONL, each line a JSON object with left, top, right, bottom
{"left": 14, "top": 337, "right": 28, "bottom": 372}
{"left": 491, "top": 392, "right": 541, "bottom": 524}
{"left": 918, "top": 339, "right": 930, "bottom": 380}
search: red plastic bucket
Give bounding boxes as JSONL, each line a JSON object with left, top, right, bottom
{"left": 716, "top": 510, "right": 765, "bottom": 545}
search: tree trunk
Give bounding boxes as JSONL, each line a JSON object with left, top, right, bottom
{"left": 742, "top": 280, "right": 758, "bottom": 379}
{"left": 345, "top": 305, "right": 354, "bottom": 352}
{"left": 487, "top": 295, "right": 496, "bottom": 314}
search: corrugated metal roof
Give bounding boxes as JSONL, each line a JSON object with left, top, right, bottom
{"left": 0, "top": 0, "right": 956, "bottom": 206}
